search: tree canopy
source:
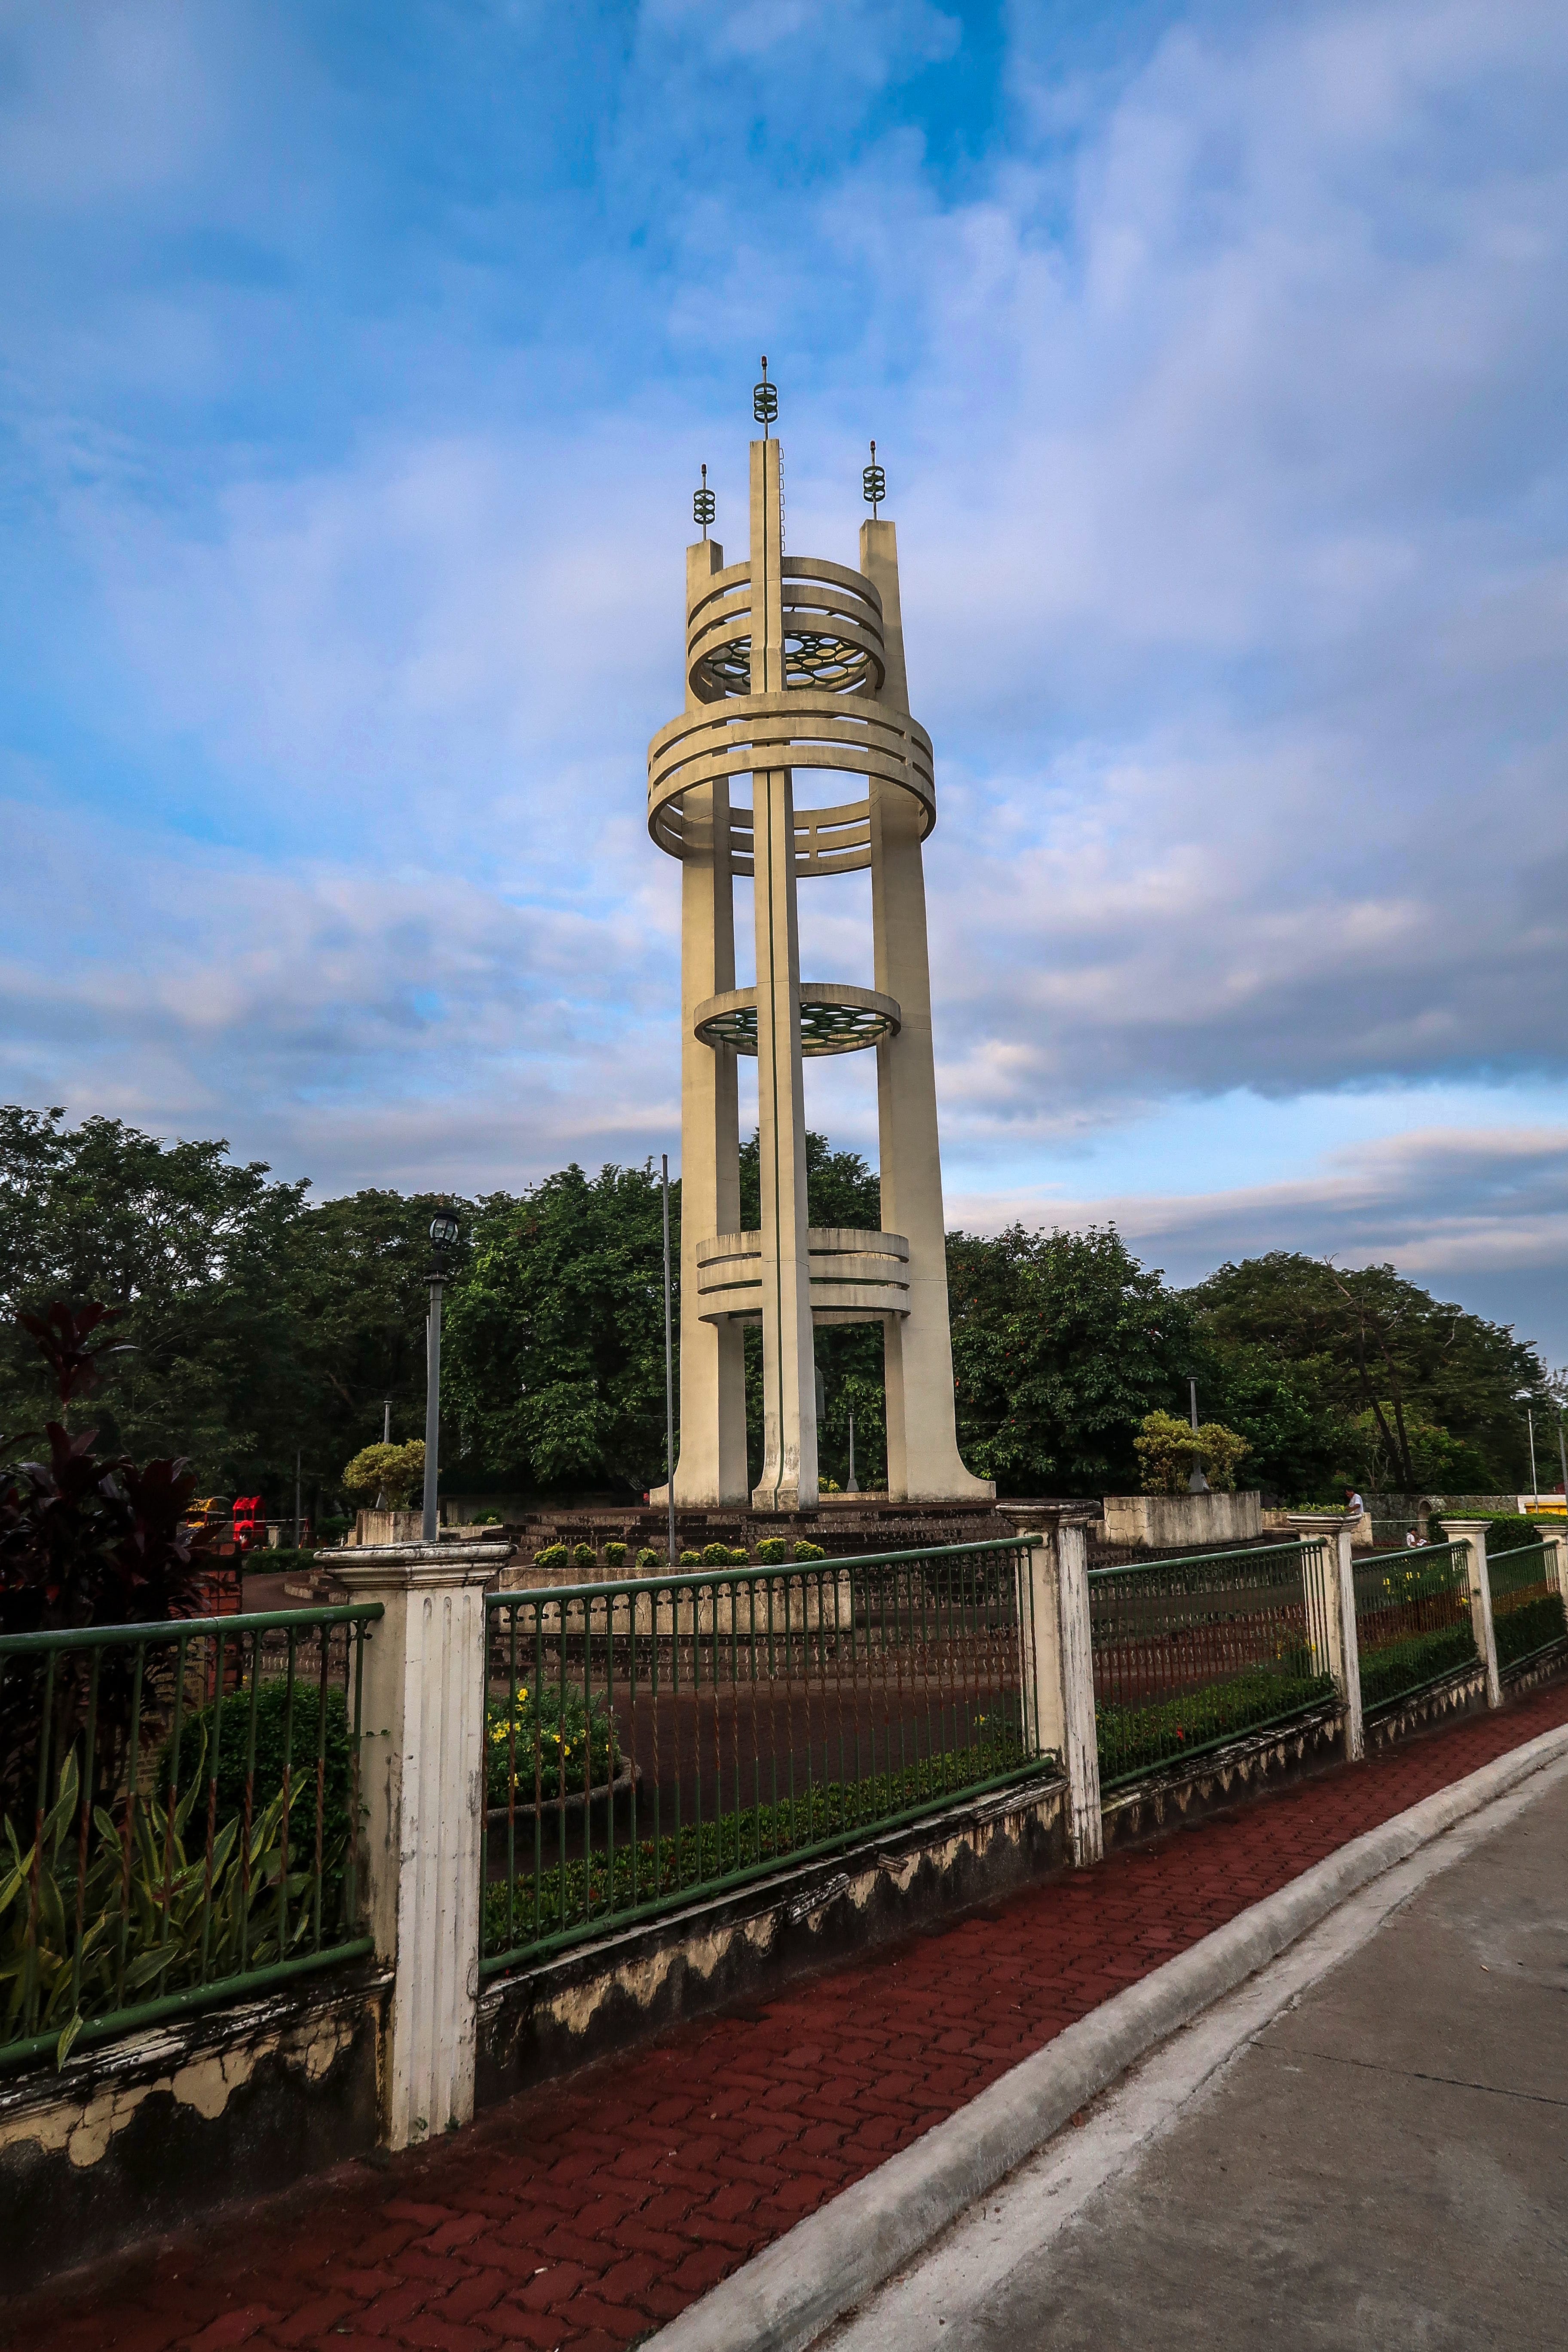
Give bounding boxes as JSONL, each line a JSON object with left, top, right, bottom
{"left": 1187, "top": 1252, "right": 1553, "bottom": 1494}
{"left": 948, "top": 1223, "right": 1200, "bottom": 1493}
{"left": 1, "top": 1105, "right": 1557, "bottom": 1511}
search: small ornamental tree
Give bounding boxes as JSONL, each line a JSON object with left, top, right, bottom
{"left": 1196, "top": 1421, "right": 1251, "bottom": 1491}
{"left": 1134, "top": 1409, "right": 1250, "bottom": 1494}
{"left": 341, "top": 1439, "right": 425, "bottom": 1508}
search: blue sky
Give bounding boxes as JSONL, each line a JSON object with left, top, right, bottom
{"left": 3, "top": 0, "right": 1567, "bottom": 1368}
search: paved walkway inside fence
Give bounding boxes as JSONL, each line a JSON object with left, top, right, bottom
{"left": 15, "top": 1675, "right": 1568, "bottom": 2352}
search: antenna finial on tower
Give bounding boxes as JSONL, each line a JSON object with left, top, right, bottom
{"left": 753, "top": 356, "right": 778, "bottom": 436}
{"left": 862, "top": 438, "right": 885, "bottom": 518}
{"left": 693, "top": 460, "right": 716, "bottom": 540}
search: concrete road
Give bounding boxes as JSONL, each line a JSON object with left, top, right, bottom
{"left": 826, "top": 1770, "right": 1568, "bottom": 2350}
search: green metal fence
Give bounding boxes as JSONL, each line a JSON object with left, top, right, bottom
{"left": 1487, "top": 1539, "right": 1567, "bottom": 1673}
{"left": 481, "top": 1537, "right": 1046, "bottom": 1975}
{"left": 0, "top": 1602, "right": 381, "bottom": 2073}
{"left": 1353, "top": 1542, "right": 1477, "bottom": 1715}
{"left": 1087, "top": 1541, "right": 1335, "bottom": 1792}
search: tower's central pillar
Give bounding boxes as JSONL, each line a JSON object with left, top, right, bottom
{"left": 749, "top": 436, "right": 818, "bottom": 1512}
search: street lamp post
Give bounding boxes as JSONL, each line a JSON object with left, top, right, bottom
{"left": 423, "top": 1211, "right": 460, "bottom": 1544}
{"left": 846, "top": 1408, "right": 858, "bottom": 1494}
{"left": 1185, "top": 1374, "right": 1208, "bottom": 1494}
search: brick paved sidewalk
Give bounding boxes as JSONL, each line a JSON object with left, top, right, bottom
{"left": 13, "top": 1675, "right": 1568, "bottom": 2352}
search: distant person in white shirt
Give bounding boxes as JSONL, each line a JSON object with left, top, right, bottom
{"left": 1345, "top": 1488, "right": 1365, "bottom": 1520}
{"left": 1405, "top": 1528, "right": 1420, "bottom": 1547}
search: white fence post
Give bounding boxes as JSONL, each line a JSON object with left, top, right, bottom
{"left": 1542, "top": 1530, "right": 1567, "bottom": 1608}
{"left": 330, "top": 1540, "right": 509, "bottom": 2150}
{"left": 1287, "top": 1514, "right": 1363, "bottom": 1761}
{"left": 1443, "top": 1519, "right": 1501, "bottom": 1708}
{"left": 1020, "top": 1519, "right": 1102, "bottom": 1868}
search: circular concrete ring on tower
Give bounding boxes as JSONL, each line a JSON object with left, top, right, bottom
{"left": 647, "top": 690, "right": 936, "bottom": 872}
{"left": 694, "top": 981, "right": 901, "bottom": 1059}
{"left": 694, "top": 1227, "right": 911, "bottom": 1325}
{"left": 687, "top": 557, "right": 887, "bottom": 704}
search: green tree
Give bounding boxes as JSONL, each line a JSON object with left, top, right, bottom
{"left": 737, "top": 1132, "right": 887, "bottom": 1490}
{"left": 278, "top": 1186, "right": 481, "bottom": 1495}
{"left": 947, "top": 1224, "right": 1197, "bottom": 1495}
{"left": 0, "top": 1105, "right": 305, "bottom": 1489}
{"left": 442, "top": 1163, "right": 670, "bottom": 1494}
{"left": 1187, "top": 1253, "right": 1549, "bottom": 1493}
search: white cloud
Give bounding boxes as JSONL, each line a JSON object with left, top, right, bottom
{"left": 949, "top": 1125, "right": 1568, "bottom": 1287}
{"left": 3, "top": 0, "right": 1568, "bottom": 1350}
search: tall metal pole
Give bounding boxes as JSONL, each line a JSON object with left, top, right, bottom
{"left": 1186, "top": 1375, "right": 1208, "bottom": 1494}
{"left": 1558, "top": 1414, "right": 1567, "bottom": 1516}
{"left": 383, "top": 1398, "right": 392, "bottom": 1444}
{"left": 846, "top": 1408, "right": 858, "bottom": 1495}
{"left": 1527, "top": 1407, "right": 1538, "bottom": 1503}
{"left": 662, "top": 1154, "right": 677, "bottom": 1565}
{"left": 294, "top": 1448, "right": 302, "bottom": 1548}
{"left": 423, "top": 1274, "right": 443, "bottom": 1543}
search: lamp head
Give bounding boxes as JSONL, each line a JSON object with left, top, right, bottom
{"left": 429, "top": 1210, "right": 460, "bottom": 1253}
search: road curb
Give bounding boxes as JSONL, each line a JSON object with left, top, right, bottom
{"left": 645, "top": 1717, "right": 1568, "bottom": 2352}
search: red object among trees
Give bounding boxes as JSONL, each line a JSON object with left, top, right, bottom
{"left": 231, "top": 1494, "right": 265, "bottom": 1551}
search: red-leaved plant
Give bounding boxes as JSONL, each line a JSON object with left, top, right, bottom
{"left": 1, "top": 1303, "right": 213, "bottom": 1820}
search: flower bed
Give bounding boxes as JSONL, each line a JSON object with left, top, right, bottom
{"left": 485, "top": 1685, "right": 620, "bottom": 1808}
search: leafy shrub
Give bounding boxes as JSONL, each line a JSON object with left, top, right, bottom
{"left": 340, "top": 1441, "right": 424, "bottom": 1507}
{"left": 679, "top": 1548, "right": 703, "bottom": 1566}
{"left": 756, "top": 1539, "right": 788, "bottom": 1564}
{"left": 793, "top": 1540, "right": 825, "bottom": 1562}
{"left": 1, "top": 1302, "right": 214, "bottom": 1826}
{"left": 2, "top": 1733, "right": 334, "bottom": 2066}
{"left": 636, "top": 1547, "right": 663, "bottom": 1569}
{"left": 604, "top": 1541, "right": 626, "bottom": 1567}
{"left": 1431, "top": 1514, "right": 1543, "bottom": 1551}
{"left": 1134, "top": 1410, "right": 1250, "bottom": 1494}
{"left": 484, "top": 1684, "right": 620, "bottom": 1806}
{"left": 727, "top": 1547, "right": 749, "bottom": 1566}
{"left": 1494, "top": 1593, "right": 1566, "bottom": 1670}
{"left": 1099, "top": 1666, "right": 1332, "bottom": 1784}
{"left": 243, "top": 1547, "right": 319, "bottom": 1576}
{"left": 168, "top": 1681, "right": 355, "bottom": 1868}
{"left": 571, "top": 1541, "right": 597, "bottom": 1570}
{"left": 701, "top": 1543, "right": 732, "bottom": 1566}
{"left": 533, "top": 1543, "right": 569, "bottom": 1571}
{"left": 1358, "top": 1624, "right": 1476, "bottom": 1712}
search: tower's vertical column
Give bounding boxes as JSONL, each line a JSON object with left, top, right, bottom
{"left": 674, "top": 539, "right": 749, "bottom": 1505}
{"left": 751, "top": 438, "right": 818, "bottom": 1512}
{"left": 861, "top": 518, "right": 992, "bottom": 1501}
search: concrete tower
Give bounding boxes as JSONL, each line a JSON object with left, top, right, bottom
{"left": 647, "top": 371, "right": 992, "bottom": 1513}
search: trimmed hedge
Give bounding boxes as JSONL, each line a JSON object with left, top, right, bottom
{"left": 1097, "top": 1667, "right": 1332, "bottom": 1786}
{"left": 1358, "top": 1624, "right": 1476, "bottom": 1712}
{"left": 1494, "top": 1592, "right": 1567, "bottom": 1670}
{"left": 481, "top": 1730, "right": 1029, "bottom": 1955}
